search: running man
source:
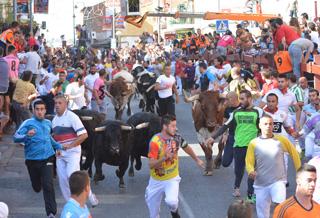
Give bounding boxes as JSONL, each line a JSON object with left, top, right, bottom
{"left": 13, "top": 99, "right": 64, "bottom": 217}
{"left": 206, "top": 90, "right": 264, "bottom": 202}
{"left": 246, "top": 115, "right": 301, "bottom": 218}
{"left": 145, "top": 114, "right": 204, "bottom": 218}
{"left": 52, "top": 95, "right": 98, "bottom": 207}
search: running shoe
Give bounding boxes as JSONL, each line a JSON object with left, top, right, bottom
{"left": 89, "top": 193, "right": 99, "bottom": 207}
{"left": 246, "top": 194, "right": 256, "bottom": 204}
{"left": 232, "top": 188, "right": 241, "bottom": 197}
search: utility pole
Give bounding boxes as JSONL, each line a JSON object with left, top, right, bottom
{"left": 218, "top": 0, "right": 220, "bottom": 11}
{"left": 158, "top": 0, "right": 161, "bottom": 44}
{"left": 73, "top": 0, "right": 76, "bottom": 45}
{"left": 29, "top": 0, "right": 33, "bottom": 33}
{"left": 13, "top": 0, "right": 17, "bottom": 21}
{"left": 111, "top": 0, "right": 117, "bottom": 49}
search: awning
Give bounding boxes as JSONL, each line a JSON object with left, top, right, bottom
{"left": 203, "top": 12, "right": 279, "bottom": 23}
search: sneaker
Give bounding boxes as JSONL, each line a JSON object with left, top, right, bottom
{"left": 89, "top": 193, "right": 99, "bottom": 207}
{"left": 246, "top": 194, "right": 256, "bottom": 204}
{"left": 48, "top": 213, "right": 55, "bottom": 218}
{"left": 171, "top": 210, "right": 181, "bottom": 218}
{"left": 232, "top": 188, "right": 241, "bottom": 197}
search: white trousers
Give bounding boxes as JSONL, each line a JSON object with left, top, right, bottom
{"left": 255, "top": 181, "right": 286, "bottom": 218}
{"left": 305, "top": 132, "right": 320, "bottom": 158}
{"left": 145, "top": 176, "right": 181, "bottom": 218}
{"left": 56, "top": 150, "right": 81, "bottom": 201}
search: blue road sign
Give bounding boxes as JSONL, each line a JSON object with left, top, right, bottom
{"left": 216, "top": 20, "right": 229, "bottom": 33}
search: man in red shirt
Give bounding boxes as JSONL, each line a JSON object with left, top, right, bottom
{"left": 272, "top": 19, "right": 300, "bottom": 50}
{"left": 175, "top": 57, "right": 185, "bottom": 95}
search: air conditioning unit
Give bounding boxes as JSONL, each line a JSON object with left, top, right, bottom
{"left": 91, "top": 32, "right": 97, "bottom": 39}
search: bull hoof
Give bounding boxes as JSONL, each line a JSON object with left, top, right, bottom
{"left": 135, "top": 162, "right": 142, "bottom": 171}
{"left": 128, "top": 168, "right": 134, "bottom": 177}
{"left": 119, "top": 182, "right": 125, "bottom": 189}
{"left": 94, "top": 174, "right": 105, "bottom": 183}
{"left": 214, "top": 160, "right": 222, "bottom": 169}
{"left": 203, "top": 171, "right": 213, "bottom": 176}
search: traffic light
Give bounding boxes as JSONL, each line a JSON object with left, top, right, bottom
{"left": 127, "top": 0, "right": 140, "bottom": 15}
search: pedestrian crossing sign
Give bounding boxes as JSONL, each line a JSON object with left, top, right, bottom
{"left": 216, "top": 20, "right": 229, "bottom": 33}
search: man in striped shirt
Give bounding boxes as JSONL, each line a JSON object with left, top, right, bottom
{"left": 52, "top": 95, "right": 98, "bottom": 207}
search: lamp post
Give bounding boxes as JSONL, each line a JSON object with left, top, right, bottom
{"left": 13, "top": 0, "right": 17, "bottom": 21}
{"left": 73, "top": 0, "right": 76, "bottom": 46}
{"left": 29, "top": 0, "right": 33, "bottom": 33}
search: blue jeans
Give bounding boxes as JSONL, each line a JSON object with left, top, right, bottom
{"left": 288, "top": 43, "right": 303, "bottom": 78}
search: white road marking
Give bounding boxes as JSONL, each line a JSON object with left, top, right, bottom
{"left": 178, "top": 143, "right": 219, "bottom": 157}
{"left": 179, "top": 192, "right": 195, "bottom": 218}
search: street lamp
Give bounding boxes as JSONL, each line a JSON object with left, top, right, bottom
{"left": 73, "top": 0, "right": 76, "bottom": 46}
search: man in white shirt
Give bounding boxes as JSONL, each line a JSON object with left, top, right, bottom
{"left": 260, "top": 74, "right": 301, "bottom": 131}
{"left": 154, "top": 63, "right": 179, "bottom": 116}
{"left": 65, "top": 74, "right": 87, "bottom": 110}
{"left": 24, "top": 45, "right": 42, "bottom": 86}
{"left": 84, "top": 65, "right": 99, "bottom": 110}
{"left": 52, "top": 95, "right": 98, "bottom": 207}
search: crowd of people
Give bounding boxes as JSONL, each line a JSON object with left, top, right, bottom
{"left": 0, "top": 9, "right": 320, "bottom": 218}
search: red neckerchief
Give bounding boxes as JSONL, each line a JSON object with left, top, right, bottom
{"left": 264, "top": 106, "right": 278, "bottom": 114}
{"left": 223, "top": 61, "right": 230, "bottom": 65}
{"left": 280, "top": 87, "right": 287, "bottom": 94}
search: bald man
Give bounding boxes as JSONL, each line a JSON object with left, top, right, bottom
{"left": 299, "top": 77, "right": 310, "bottom": 105}
{"left": 221, "top": 92, "right": 240, "bottom": 168}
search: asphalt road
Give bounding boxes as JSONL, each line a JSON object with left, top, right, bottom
{"left": 0, "top": 97, "right": 297, "bottom": 218}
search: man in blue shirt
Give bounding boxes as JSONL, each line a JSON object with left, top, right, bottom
{"left": 61, "top": 171, "right": 91, "bottom": 218}
{"left": 196, "top": 62, "right": 218, "bottom": 93}
{"left": 13, "top": 99, "right": 65, "bottom": 218}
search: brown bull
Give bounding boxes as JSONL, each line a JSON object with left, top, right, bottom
{"left": 184, "top": 90, "right": 225, "bottom": 176}
{"left": 108, "top": 77, "right": 135, "bottom": 120}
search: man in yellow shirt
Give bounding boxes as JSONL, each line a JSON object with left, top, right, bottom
{"left": 145, "top": 114, "right": 204, "bottom": 218}
{"left": 246, "top": 115, "right": 301, "bottom": 218}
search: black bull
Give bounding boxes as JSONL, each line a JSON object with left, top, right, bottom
{"left": 126, "top": 112, "right": 161, "bottom": 177}
{"left": 131, "top": 66, "right": 157, "bottom": 113}
{"left": 92, "top": 119, "right": 149, "bottom": 187}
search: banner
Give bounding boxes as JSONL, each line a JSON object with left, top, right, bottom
{"left": 34, "top": 0, "right": 49, "bottom": 14}
{"left": 17, "top": 0, "right": 29, "bottom": 14}
{"left": 115, "top": 16, "right": 125, "bottom": 29}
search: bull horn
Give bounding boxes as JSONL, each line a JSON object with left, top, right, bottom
{"left": 80, "top": 116, "right": 93, "bottom": 121}
{"left": 121, "top": 125, "right": 133, "bottom": 131}
{"left": 137, "top": 76, "right": 142, "bottom": 84}
{"left": 94, "top": 126, "right": 106, "bottom": 132}
{"left": 135, "top": 122, "right": 149, "bottom": 129}
{"left": 146, "top": 84, "right": 155, "bottom": 93}
{"left": 183, "top": 90, "right": 199, "bottom": 103}
{"left": 142, "top": 82, "right": 149, "bottom": 86}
